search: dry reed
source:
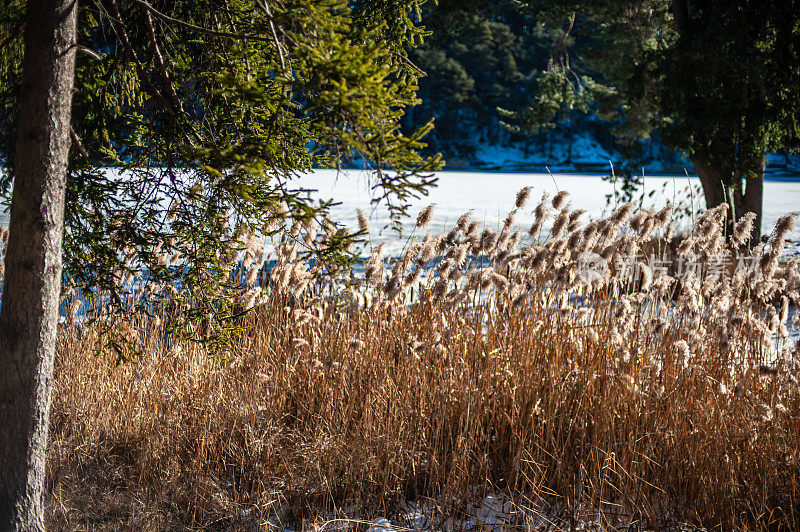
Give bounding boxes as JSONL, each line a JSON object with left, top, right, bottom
{"left": 11, "top": 190, "right": 799, "bottom": 530}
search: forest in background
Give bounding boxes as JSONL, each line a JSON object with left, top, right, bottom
{"left": 401, "top": 0, "right": 800, "bottom": 177}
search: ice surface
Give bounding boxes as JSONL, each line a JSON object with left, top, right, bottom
{"left": 299, "top": 169, "right": 800, "bottom": 256}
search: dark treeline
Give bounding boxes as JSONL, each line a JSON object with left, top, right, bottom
{"left": 404, "top": 0, "right": 542, "bottom": 159}
{"left": 402, "top": 0, "right": 665, "bottom": 170}
{"left": 403, "top": 0, "right": 800, "bottom": 177}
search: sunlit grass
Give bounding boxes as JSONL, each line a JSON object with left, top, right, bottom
{"left": 32, "top": 192, "right": 800, "bottom": 530}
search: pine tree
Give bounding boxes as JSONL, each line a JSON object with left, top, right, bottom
{"left": 511, "top": 0, "right": 800, "bottom": 240}
{"left": 0, "top": 0, "right": 438, "bottom": 526}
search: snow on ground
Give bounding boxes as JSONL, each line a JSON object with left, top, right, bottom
{"left": 299, "top": 169, "right": 800, "bottom": 256}
{"left": 253, "top": 492, "right": 658, "bottom": 531}
{"left": 2, "top": 168, "right": 794, "bottom": 256}
{"left": 468, "top": 135, "right": 800, "bottom": 177}
{"left": 472, "top": 137, "right": 616, "bottom": 172}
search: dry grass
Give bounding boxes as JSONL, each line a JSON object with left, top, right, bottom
{"left": 41, "top": 195, "right": 800, "bottom": 530}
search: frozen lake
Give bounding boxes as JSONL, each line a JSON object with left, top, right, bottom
{"left": 0, "top": 170, "right": 797, "bottom": 254}
{"left": 301, "top": 170, "right": 800, "bottom": 254}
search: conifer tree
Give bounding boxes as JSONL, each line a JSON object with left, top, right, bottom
{"left": 0, "top": 0, "right": 438, "bottom": 527}
{"left": 511, "top": 0, "right": 800, "bottom": 240}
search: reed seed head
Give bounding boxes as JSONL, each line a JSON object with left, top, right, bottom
{"left": 552, "top": 190, "right": 569, "bottom": 210}
{"left": 416, "top": 203, "right": 436, "bottom": 229}
{"left": 515, "top": 186, "right": 532, "bottom": 209}
{"left": 357, "top": 209, "right": 369, "bottom": 233}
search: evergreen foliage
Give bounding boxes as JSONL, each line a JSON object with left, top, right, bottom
{"left": 403, "top": 0, "right": 547, "bottom": 158}
{"left": 401, "top": 0, "right": 669, "bottom": 181}
{"left": 509, "top": 0, "right": 800, "bottom": 226}
{"left": 0, "top": 0, "right": 439, "bottom": 353}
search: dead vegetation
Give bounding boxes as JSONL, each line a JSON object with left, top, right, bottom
{"left": 37, "top": 191, "right": 800, "bottom": 530}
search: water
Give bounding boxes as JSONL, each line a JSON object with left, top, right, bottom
{"left": 1, "top": 170, "right": 798, "bottom": 255}
{"left": 301, "top": 170, "right": 800, "bottom": 254}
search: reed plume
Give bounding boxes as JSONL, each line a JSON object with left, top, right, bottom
{"left": 39, "top": 189, "right": 800, "bottom": 531}
{"left": 416, "top": 203, "right": 436, "bottom": 229}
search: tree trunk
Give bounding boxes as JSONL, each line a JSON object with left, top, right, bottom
{"left": 0, "top": 0, "right": 77, "bottom": 529}
{"left": 693, "top": 159, "right": 727, "bottom": 211}
{"left": 742, "top": 156, "right": 765, "bottom": 242}
{"left": 693, "top": 156, "right": 764, "bottom": 244}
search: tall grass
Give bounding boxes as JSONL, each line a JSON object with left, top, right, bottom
{"left": 24, "top": 192, "right": 800, "bottom": 529}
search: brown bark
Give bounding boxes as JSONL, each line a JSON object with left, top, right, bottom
{"left": 693, "top": 159, "right": 727, "bottom": 211}
{"left": 743, "top": 156, "right": 765, "bottom": 241}
{"left": 693, "top": 156, "right": 764, "bottom": 244}
{"left": 0, "top": 0, "right": 77, "bottom": 529}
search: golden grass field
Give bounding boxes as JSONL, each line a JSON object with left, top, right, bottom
{"left": 37, "top": 191, "right": 800, "bottom": 530}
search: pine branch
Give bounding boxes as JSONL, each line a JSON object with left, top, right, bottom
{"left": 131, "top": 0, "right": 273, "bottom": 43}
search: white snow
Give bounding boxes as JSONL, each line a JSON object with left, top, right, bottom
{"left": 297, "top": 169, "right": 800, "bottom": 256}
{"left": 257, "top": 492, "right": 649, "bottom": 531}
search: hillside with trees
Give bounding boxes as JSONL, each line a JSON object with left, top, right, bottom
{"left": 402, "top": 0, "right": 800, "bottom": 182}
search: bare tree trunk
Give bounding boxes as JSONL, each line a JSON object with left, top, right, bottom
{"left": 692, "top": 159, "right": 727, "bottom": 210}
{"left": 743, "top": 156, "right": 765, "bottom": 241}
{"left": 0, "top": 0, "right": 77, "bottom": 529}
